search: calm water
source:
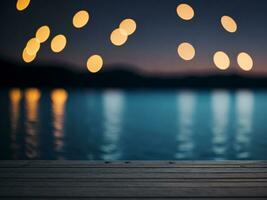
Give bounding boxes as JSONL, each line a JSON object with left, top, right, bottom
{"left": 0, "top": 88, "right": 267, "bottom": 160}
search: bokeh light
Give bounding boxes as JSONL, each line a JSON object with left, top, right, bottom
{"left": 110, "top": 28, "right": 128, "bottom": 46}
{"left": 36, "top": 26, "right": 50, "bottom": 43}
{"left": 16, "top": 0, "right": 30, "bottom": 11}
{"left": 51, "top": 35, "right": 67, "bottom": 53}
{"left": 87, "top": 55, "right": 103, "bottom": 73}
{"left": 22, "top": 48, "right": 36, "bottom": 63}
{"left": 213, "top": 51, "right": 230, "bottom": 70}
{"left": 221, "top": 16, "right": 237, "bottom": 33}
{"left": 237, "top": 52, "right": 253, "bottom": 71}
{"left": 119, "top": 19, "right": 137, "bottom": 35}
{"left": 51, "top": 89, "right": 68, "bottom": 104}
{"left": 25, "top": 38, "right": 40, "bottom": 56}
{"left": 177, "top": 42, "right": 195, "bottom": 61}
{"left": 72, "top": 10, "right": 90, "bottom": 28}
{"left": 176, "top": 4, "right": 195, "bottom": 21}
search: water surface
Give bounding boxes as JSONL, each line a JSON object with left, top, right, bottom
{"left": 0, "top": 88, "right": 267, "bottom": 160}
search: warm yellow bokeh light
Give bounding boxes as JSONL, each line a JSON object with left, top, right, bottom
{"left": 25, "top": 88, "right": 41, "bottom": 102}
{"left": 177, "top": 42, "right": 195, "bottom": 61}
{"left": 87, "top": 55, "right": 103, "bottom": 73}
{"left": 237, "top": 52, "right": 253, "bottom": 71}
{"left": 22, "top": 48, "right": 36, "bottom": 63}
{"left": 110, "top": 28, "right": 128, "bottom": 46}
{"left": 176, "top": 4, "right": 195, "bottom": 21}
{"left": 213, "top": 51, "right": 230, "bottom": 70}
{"left": 25, "top": 38, "right": 40, "bottom": 56}
{"left": 221, "top": 16, "right": 237, "bottom": 33}
{"left": 51, "top": 89, "right": 68, "bottom": 104}
{"left": 119, "top": 19, "right": 137, "bottom": 36}
{"left": 9, "top": 89, "right": 22, "bottom": 102}
{"left": 51, "top": 35, "right": 67, "bottom": 53}
{"left": 36, "top": 26, "right": 50, "bottom": 43}
{"left": 16, "top": 0, "right": 30, "bottom": 11}
{"left": 72, "top": 10, "right": 90, "bottom": 28}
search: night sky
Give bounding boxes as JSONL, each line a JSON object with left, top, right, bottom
{"left": 0, "top": 0, "right": 267, "bottom": 75}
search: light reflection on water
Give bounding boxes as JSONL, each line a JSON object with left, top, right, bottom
{"left": 212, "top": 90, "right": 230, "bottom": 160}
{"left": 9, "top": 89, "right": 22, "bottom": 159}
{"left": 1, "top": 88, "right": 267, "bottom": 160}
{"left": 235, "top": 91, "right": 254, "bottom": 159}
{"left": 102, "top": 91, "right": 124, "bottom": 160}
{"left": 176, "top": 91, "right": 195, "bottom": 159}
{"left": 25, "top": 88, "right": 40, "bottom": 159}
{"left": 51, "top": 89, "right": 68, "bottom": 160}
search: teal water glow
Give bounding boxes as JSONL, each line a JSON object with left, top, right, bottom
{"left": 0, "top": 89, "right": 267, "bottom": 160}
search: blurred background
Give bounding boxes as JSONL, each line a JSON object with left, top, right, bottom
{"left": 0, "top": 0, "right": 267, "bottom": 160}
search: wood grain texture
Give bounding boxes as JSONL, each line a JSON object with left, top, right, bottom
{"left": 0, "top": 161, "right": 266, "bottom": 199}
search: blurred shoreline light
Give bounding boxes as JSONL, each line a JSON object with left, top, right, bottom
{"left": 35, "top": 26, "right": 50, "bottom": 43}
{"left": 9, "top": 89, "right": 22, "bottom": 103}
{"left": 213, "top": 51, "right": 230, "bottom": 70}
{"left": 176, "top": 4, "right": 195, "bottom": 21}
{"left": 221, "top": 16, "right": 237, "bottom": 33}
{"left": 51, "top": 35, "right": 67, "bottom": 53}
{"left": 177, "top": 42, "right": 195, "bottom": 61}
{"left": 51, "top": 89, "right": 68, "bottom": 104}
{"left": 237, "top": 52, "right": 253, "bottom": 71}
{"left": 87, "top": 55, "right": 103, "bottom": 73}
{"left": 119, "top": 19, "right": 137, "bottom": 36}
{"left": 73, "top": 10, "right": 90, "bottom": 28}
{"left": 110, "top": 28, "right": 128, "bottom": 46}
{"left": 16, "top": 0, "right": 31, "bottom": 11}
{"left": 25, "top": 38, "right": 40, "bottom": 56}
{"left": 25, "top": 88, "right": 41, "bottom": 103}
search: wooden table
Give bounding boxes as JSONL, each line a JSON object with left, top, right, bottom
{"left": 0, "top": 161, "right": 267, "bottom": 199}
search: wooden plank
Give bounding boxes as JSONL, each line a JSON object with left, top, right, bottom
{"left": 0, "top": 161, "right": 266, "bottom": 199}
{"left": 1, "top": 178, "right": 267, "bottom": 185}
{"left": 0, "top": 161, "right": 31, "bottom": 168}
{"left": 1, "top": 160, "right": 267, "bottom": 168}
{"left": 0, "top": 187, "right": 267, "bottom": 197}
{"left": 1, "top": 178, "right": 266, "bottom": 183}
{"left": 4, "top": 198, "right": 267, "bottom": 200}
{"left": 1, "top": 172, "right": 267, "bottom": 179}
{"left": 1, "top": 167, "right": 267, "bottom": 173}
{"left": 1, "top": 181, "right": 267, "bottom": 188}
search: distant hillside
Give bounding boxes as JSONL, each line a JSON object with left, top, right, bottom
{"left": 1, "top": 59, "right": 267, "bottom": 88}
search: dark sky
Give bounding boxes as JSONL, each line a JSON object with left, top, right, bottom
{"left": 0, "top": 0, "right": 267, "bottom": 75}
